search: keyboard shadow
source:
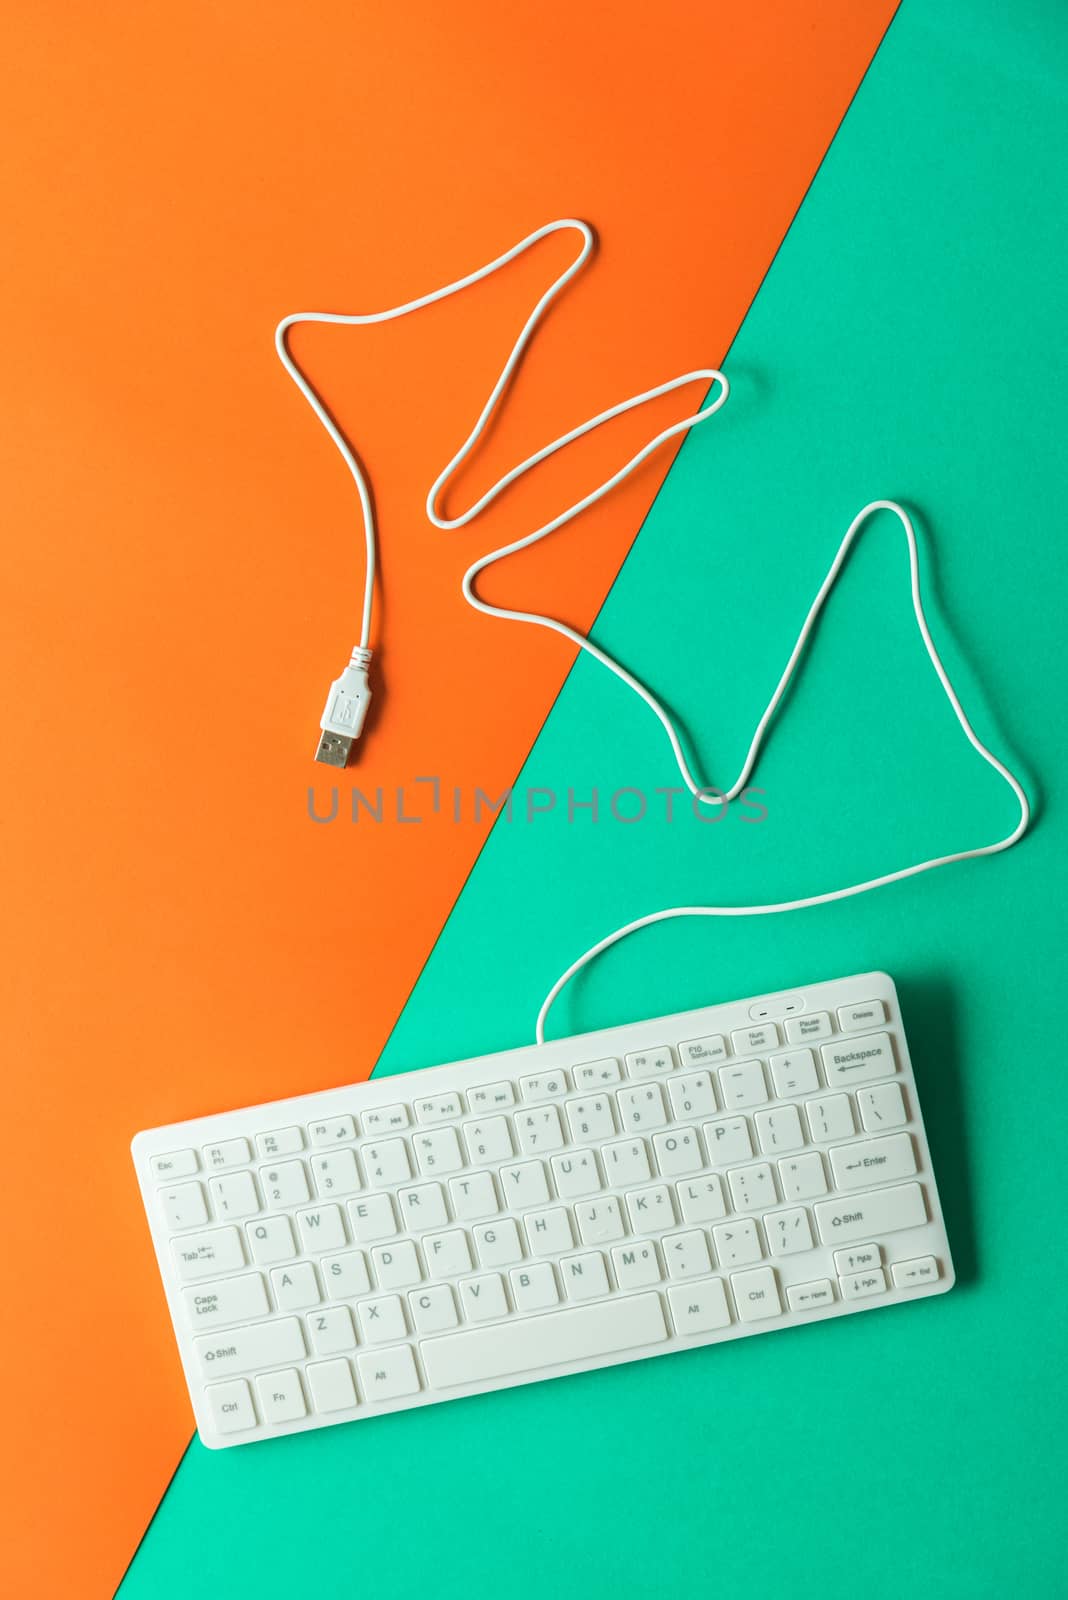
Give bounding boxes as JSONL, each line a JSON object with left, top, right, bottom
{"left": 895, "top": 975, "right": 976, "bottom": 1287}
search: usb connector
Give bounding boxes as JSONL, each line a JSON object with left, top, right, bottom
{"left": 315, "top": 647, "right": 373, "bottom": 767}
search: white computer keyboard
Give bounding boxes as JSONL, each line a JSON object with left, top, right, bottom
{"left": 132, "top": 971, "right": 953, "bottom": 1448}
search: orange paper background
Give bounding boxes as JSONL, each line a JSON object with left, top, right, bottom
{"left": 0, "top": 3, "right": 896, "bottom": 1593}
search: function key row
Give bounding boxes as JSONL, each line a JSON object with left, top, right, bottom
{"left": 157, "top": 1040, "right": 901, "bottom": 1203}
{"left": 148, "top": 1008, "right": 891, "bottom": 1185}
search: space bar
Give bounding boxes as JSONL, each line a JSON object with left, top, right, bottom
{"left": 420, "top": 1293, "right": 668, "bottom": 1389}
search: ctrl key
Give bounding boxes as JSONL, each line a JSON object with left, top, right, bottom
{"left": 730, "top": 1266, "right": 782, "bottom": 1323}
{"left": 205, "top": 1379, "right": 257, "bottom": 1436}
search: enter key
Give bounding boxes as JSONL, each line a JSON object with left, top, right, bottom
{"left": 829, "top": 1132, "right": 916, "bottom": 1191}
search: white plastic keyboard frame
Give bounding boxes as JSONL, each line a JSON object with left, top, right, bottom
{"left": 132, "top": 972, "right": 954, "bottom": 1447}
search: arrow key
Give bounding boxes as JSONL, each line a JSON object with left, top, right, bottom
{"left": 786, "top": 1278, "right": 835, "bottom": 1311}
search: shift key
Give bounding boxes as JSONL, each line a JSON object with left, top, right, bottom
{"left": 194, "top": 1316, "right": 305, "bottom": 1378}
{"left": 815, "top": 1182, "right": 927, "bottom": 1245}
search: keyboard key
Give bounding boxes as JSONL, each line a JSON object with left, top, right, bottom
{"left": 552, "top": 1149, "right": 603, "bottom": 1199}
{"left": 668, "top": 1278, "right": 731, "bottom": 1334}
{"left": 363, "top": 1140, "right": 412, "bottom": 1186}
{"left": 624, "top": 1184, "right": 675, "bottom": 1233}
{"left": 372, "top": 1240, "right": 423, "bottom": 1289}
{"left": 194, "top": 1316, "right": 305, "bottom": 1379}
{"left": 778, "top": 1152, "right": 828, "bottom": 1202}
{"left": 712, "top": 1219, "right": 763, "bottom": 1268}
{"left": 172, "top": 1225, "right": 245, "bottom": 1281}
{"left": 409, "top": 1284, "right": 460, "bottom": 1334}
{"left": 612, "top": 1241, "right": 662, "bottom": 1290}
{"left": 161, "top": 1182, "right": 208, "bottom": 1231}
{"left": 754, "top": 1105, "right": 804, "bottom": 1155}
{"left": 462, "top": 1117, "right": 513, "bottom": 1163}
{"left": 787, "top": 1279, "right": 835, "bottom": 1311}
{"left": 510, "top": 1262, "right": 561, "bottom": 1310}
{"left": 653, "top": 1128, "right": 704, "bottom": 1178}
{"left": 311, "top": 1150, "right": 361, "bottom": 1198}
{"left": 821, "top": 1032, "right": 896, "bottom": 1088}
{"left": 805, "top": 1094, "right": 854, "bottom": 1142}
{"left": 416, "top": 1093, "right": 464, "bottom": 1124}
{"left": 260, "top": 1161, "right": 311, "bottom": 1208}
{"left": 560, "top": 1251, "right": 610, "bottom": 1301}
{"left": 361, "top": 1104, "right": 410, "bottom": 1134}
{"left": 678, "top": 1034, "right": 728, "bottom": 1067}
{"left": 891, "top": 1256, "right": 940, "bottom": 1288}
{"left": 814, "top": 1182, "right": 927, "bottom": 1244}
{"left": 255, "top": 1368, "right": 307, "bottom": 1424}
{"left": 515, "top": 1106, "right": 565, "bottom": 1154}
{"left": 358, "top": 1294, "right": 408, "bottom": 1343}
{"left": 523, "top": 1207, "right": 573, "bottom": 1256}
{"left": 662, "top": 1229, "right": 711, "bottom": 1279}
{"left": 838, "top": 1000, "right": 887, "bottom": 1031}
{"left": 346, "top": 1192, "right": 398, "bottom": 1243}
{"left": 840, "top": 1267, "right": 887, "bottom": 1300}
{"left": 500, "top": 1161, "right": 550, "bottom": 1209}
{"left": 702, "top": 1116, "right": 752, "bottom": 1165}
{"left": 271, "top": 1261, "right": 322, "bottom": 1311}
{"left": 449, "top": 1171, "right": 500, "bottom": 1220}
{"left": 616, "top": 1083, "right": 667, "bottom": 1132}
{"left": 785, "top": 1012, "right": 832, "bottom": 1044}
{"left": 307, "top": 1358, "right": 358, "bottom": 1413}
{"left": 422, "top": 1293, "right": 667, "bottom": 1389}
{"left": 519, "top": 1071, "right": 569, "bottom": 1102}
{"left": 473, "top": 1219, "right": 523, "bottom": 1268}
{"left": 459, "top": 1273, "right": 509, "bottom": 1322}
{"left": 857, "top": 1080, "right": 907, "bottom": 1131}
{"left": 357, "top": 1344, "right": 421, "bottom": 1403}
{"left": 202, "top": 1139, "right": 250, "bottom": 1170}
{"left": 468, "top": 1081, "right": 516, "bottom": 1110}
{"left": 833, "top": 1242, "right": 880, "bottom": 1275}
{"left": 727, "top": 1162, "right": 777, "bottom": 1211}
{"left": 396, "top": 1182, "right": 449, "bottom": 1231}
{"left": 575, "top": 1197, "right": 625, "bottom": 1245}
{"left": 624, "top": 1047, "right": 674, "bottom": 1079}
{"left": 246, "top": 1215, "right": 297, "bottom": 1265}
{"left": 667, "top": 1072, "right": 718, "bottom": 1120}
{"left": 422, "top": 1230, "right": 472, "bottom": 1279}
{"left": 573, "top": 1058, "right": 621, "bottom": 1088}
{"left": 309, "top": 1116, "right": 357, "bottom": 1147}
{"left": 768, "top": 1050, "right": 819, "bottom": 1097}
{"left": 763, "top": 1206, "right": 814, "bottom": 1256}
{"left": 182, "top": 1273, "right": 268, "bottom": 1329}
{"left": 601, "top": 1139, "right": 651, "bottom": 1186}
{"left": 731, "top": 1266, "right": 781, "bottom": 1322}
{"left": 297, "top": 1204, "right": 347, "bottom": 1252}
{"left": 718, "top": 1061, "right": 768, "bottom": 1110}
{"left": 150, "top": 1149, "right": 198, "bottom": 1181}
{"left": 829, "top": 1132, "right": 916, "bottom": 1191}
{"left": 675, "top": 1174, "right": 727, "bottom": 1224}
{"left": 209, "top": 1171, "right": 261, "bottom": 1221}
{"left": 205, "top": 1379, "right": 256, "bottom": 1434}
{"left": 731, "top": 1023, "right": 779, "bottom": 1055}
{"left": 322, "top": 1250, "right": 371, "bottom": 1299}
{"left": 565, "top": 1096, "right": 616, "bottom": 1142}
{"left": 257, "top": 1129, "right": 303, "bottom": 1163}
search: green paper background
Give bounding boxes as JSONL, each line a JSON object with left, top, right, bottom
{"left": 121, "top": 4, "right": 1067, "bottom": 1595}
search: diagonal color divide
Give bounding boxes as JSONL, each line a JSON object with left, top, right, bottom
{"left": 0, "top": 3, "right": 897, "bottom": 1594}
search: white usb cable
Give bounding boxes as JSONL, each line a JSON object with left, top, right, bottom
{"left": 275, "top": 220, "right": 727, "bottom": 766}
{"left": 275, "top": 220, "right": 1031, "bottom": 1035}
